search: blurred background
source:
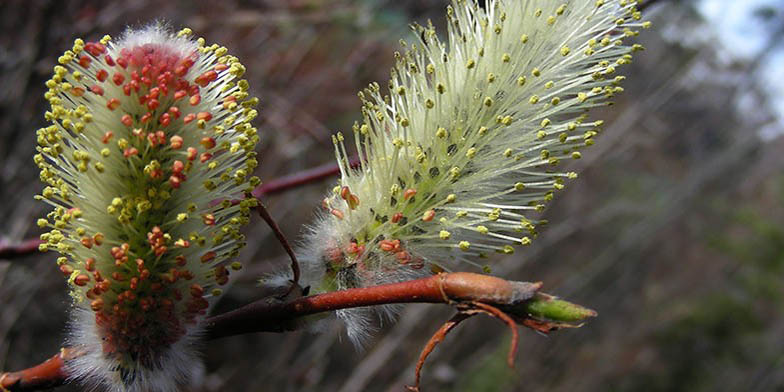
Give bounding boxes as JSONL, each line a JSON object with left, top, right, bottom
{"left": 1, "top": 0, "right": 783, "bottom": 391}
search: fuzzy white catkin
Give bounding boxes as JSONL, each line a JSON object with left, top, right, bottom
{"left": 35, "top": 25, "right": 259, "bottom": 391}
{"left": 290, "top": 0, "right": 649, "bottom": 343}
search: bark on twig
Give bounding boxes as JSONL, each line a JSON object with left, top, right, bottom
{"left": 1, "top": 273, "right": 588, "bottom": 392}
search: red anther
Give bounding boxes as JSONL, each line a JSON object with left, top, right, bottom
{"left": 346, "top": 242, "right": 360, "bottom": 255}
{"left": 403, "top": 188, "right": 417, "bottom": 200}
{"left": 155, "top": 130, "right": 166, "bottom": 144}
{"left": 189, "top": 94, "right": 201, "bottom": 106}
{"left": 168, "top": 106, "right": 181, "bottom": 118}
{"left": 202, "top": 213, "right": 215, "bottom": 226}
{"left": 159, "top": 113, "right": 171, "bottom": 127}
{"left": 141, "top": 65, "right": 151, "bottom": 76}
{"left": 196, "top": 111, "right": 212, "bottom": 122}
{"left": 78, "top": 55, "right": 91, "bottom": 68}
{"left": 379, "top": 240, "right": 396, "bottom": 252}
{"left": 85, "top": 257, "right": 96, "bottom": 272}
{"left": 200, "top": 251, "right": 216, "bottom": 263}
{"left": 172, "top": 160, "right": 184, "bottom": 174}
{"left": 85, "top": 288, "right": 98, "bottom": 300}
{"left": 124, "top": 290, "right": 136, "bottom": 302}
{"left": 96, "top": 69, "right": 108, "bottom": 82}
{"left": 102, "top": 131, "right": 113, "bottom": 144}
{"left": 90, "top": 298, "right": 104, "bottom": 311}
{"left": 214, "top": 63, "right": 229, "bottom": 72}
{"left": 141, "top": 76, "right": 152, "bottom": 86}
{"left": 340, "top": 186, "right": 351, "bottom": 200}
{"left": 140, "top": 112, "right": 152, "bottom": 123}
{"left": 200, "top": 136, "right": 216, "bottom": 149}
{"left": 140, "top": 269, "right": 149, "bottom": 281}
{"left": 148, "top": 87, "right": 160, "bottom": 99}
{"left": 146, "top": 132, "right": 158, "bottom": 147}
{"left": 183, "top": 113, "right": 196, "bottom": 124}
{"left": 174, "top": 238, "right": 190, "bottom": 248}
{"left": 99, "top": 280, "right": 110, "bottom": 292}
{"left": 112, "top": 72, "right": 125, "bottom": 85}
{"left": 195, "top": 70, "right": 218, "bottom": 87}
{"left": 87, "top": 42, "right": 106, "bottom": 55}
{"left": 396, "top": 251, "right": 411, "bottom": 264}
{"left": 149, "top": 168, "right": 162, "bottom": 179}
{"left": 130, "top": 277, "right": 139, "bottom": 290}
{"left": 174, "top": 65, "right": 188, "bottom": 77}
{"left": 104, "top": 55, "right": 115, "bottom": 66}
{"left": 71, "top": 87, "right": 85, "bottom": 97}
{"left": 122, "top": 83, "right": 131, "bottom": 96}
{"left": 146, "top": 98, "right": 160, "bottom": 111}
{"left": 91, "top": 269, "right": 103, "bottom": 282}
{"left": 187, "top": 84, "right": 200, "bottom": 96}
{"left": 116, "top": 57, "right": 128, "bottom": 68}
{"left": 123, "top": 147, "right": 138, "bottom": 158}
{"left": 392, "top": 239, "right": 401, "bottom": 251}
{"left": 175, "top": 255, "right": 187, "bottom": 266}
{"left": 90, "top": 85, "right": 104, "bottom": 95}
{"left": 74, "top": 274, "right": 90, "bottom": 286}
{"left": 169, "top": 135, "right": 183, "bottom": 149}
{"left": 190, "top": 284, "right": 204, "bottom": 297}
{"left": 155, "top": 245, "right": 167, "bottom": 257}
{"left": 121, "top": 114, "right": 133, "bottom": 127}
{"left": 187, "top": 147, "right": 197, "bottom": 161}
{"left": 330, "top": 209, "right": 344, "bottom": 220}
{"left": 422, "top": 209, "right": 436, "bottom": 222}
{"left": 349, "top": 194, "right": 360, "bottom": 209}
{"left": 222, "top": 95, "right": 237, "bottom": 109}
{"left": 129, "top": 79, "right": 139, "bottom": 92}
{"left": 174, "top": 90, "right": 187, "bottom": 100}
{"left": 391, "top": 212, "right": 403, "bottom": 223}
{"left": 106, "top": 98, "right": 121, "bottom": 110}
{"left": 81, "top": 237, "right": 93, "bottom": 249}
{"left": 169, "top": 175, "right": 181, "bottom": 188}
{"left": 59, "top": 264, "right": 74, "bottom": 276}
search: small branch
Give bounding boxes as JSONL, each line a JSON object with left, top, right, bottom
{"left": 1, "top": 273, "right": 594, "bottom": 391}
{"left": 255, "top": 200, "right": 300, "bottom": 289}
{"left": 0, "top": 239, "right": 43, "bottom": 261}
{"left": 0, "top": 348, "right": 78, "bottom": 392}
{"left": 251, "top": 156, "right": 360, "bottom": 198}
{"left": 407, "top": 312, "right": 472, "bottom": 392}
{"left": 204, "top": 272, "right": 542, "bottom": 339}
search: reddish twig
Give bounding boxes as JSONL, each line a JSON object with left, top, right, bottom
{"left": 204, "top": 272, "right": 542, "bottom": 339}
{"left": 1, "top": 273, "right": 544, "bottom": 391}
{"left": 0, "top": 239, "right": 43, "bottom": 261}
{"left": 0, "top": 348, "right": 79, "bottom": 392}
{"left": 255, "top": 200, "right": 300, "bottom": 290}
{"left": 251, "top": 156, "right": 360, "bottom": 198}
{"left": 406, "top": 301, "right": 521, "bottom": 392}
{"left": 407, "top": 312, "right": 473, "bottom": 392}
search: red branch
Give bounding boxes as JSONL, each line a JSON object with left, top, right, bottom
{"left": 0, "top": 239, "right": 44, "bottom": 260}
{"left": 1, "top": 273, "right": 545, "bottom": 391}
